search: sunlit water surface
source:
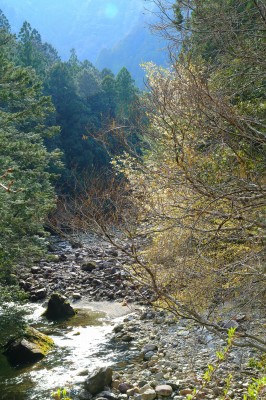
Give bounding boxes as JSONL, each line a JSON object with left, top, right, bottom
{"left": 0, "top": 303, "right": 123, "bottom": 400}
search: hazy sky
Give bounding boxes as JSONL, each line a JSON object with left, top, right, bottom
{"left": 0, "top": 0, "right": 153, "bottom": 61}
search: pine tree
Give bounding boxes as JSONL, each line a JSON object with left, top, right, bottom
{"left": 0, "top": 27, "right": 60, "bottom": 281}
{"left": 115, "top": 67, "right": 138, "bottom": 121}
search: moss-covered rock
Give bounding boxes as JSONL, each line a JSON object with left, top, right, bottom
{"left": 3, "top": 326, "right": 54, "bottom": 366}
{"left": 43, "top": 293, "right": 76, "bottom": 320}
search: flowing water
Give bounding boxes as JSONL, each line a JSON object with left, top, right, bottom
{"left": 0, "top": 302, "right": 129, "bottom": 400}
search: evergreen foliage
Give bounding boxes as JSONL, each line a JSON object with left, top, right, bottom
{"left": 17, "top": 21, "right": 60, "bottom": 78}
{"left": 0, "top": 23, "right": 60, "bottom": 280}
{"left": 0, "top": 11, "right": 142, "bottom": 189}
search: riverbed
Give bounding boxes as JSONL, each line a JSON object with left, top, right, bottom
{"left": 1, "top": 236, "right": 264, "bottom": 400}
{"left": 0, "top": 301, "right": 132, "bottom": 400}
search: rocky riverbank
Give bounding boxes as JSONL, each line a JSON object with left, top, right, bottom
{"left": 15, "top": 236, "right": 265, "bottom": 399}
{"left": 76, "top": 307, "right": 263, "bottom": 400}
{"left": 17, "top": 235, "right": 149, "bottom": 304}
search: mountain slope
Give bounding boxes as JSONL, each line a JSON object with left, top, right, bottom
{"left": 96, "top": 21, "right": 168, "bottom": 87}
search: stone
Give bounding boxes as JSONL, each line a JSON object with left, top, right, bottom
{"left": 31, "top": 266, "right": 40, "bottom": 274}
{"left": 140, "top": 311, "right": 156, "bottom": 320}
{"left": 59, "top": 254, "right": 68, "bottom": 261}
{"left": 3, "top": 326, "right": 54, "bottom": 366}
{"left": 72, "top": 292, "right": 82, "bottom": 299}
{"left": 114, "top": 324, "right": 124, "bottom": 333}
{"left": 34, "top": 288, "right": 47, "bottom": 299}
{"left": 140, "top": 389, "right": 156, "bottom": 400}
{"left": 176, "top": 330, "right": 190, "bottom": 336}
{"left": 144, "top": 351, "right": 155, "bottom": 361}
{"left": 84, "top": 366, "right": 113, "bottom": 395}
{"left": 118, "top": 382, "right": 134, "bottom": 394}
{"left": 19, "top": 280, "right": 26, "bottom": 289}
{"left": 51, "top": 254, "right": 60, "bottom": 262}
{"left": 43, "top": 293, "right": 76, "bottom": 320}
{"left": 179, "top": 389, "right": 193, "bottom": 396}
{"left": 154, "top": 372, "right": 164, "bottom": 380}
{"left": 98, "top": 391, "right": 118, "bottom": 400}
{"left": 165, "top": 381, "right": 180, "bottom": 391}
{"left": 127, "top": 388, "right": 138, "bottom": 397}
{"left": 81, "top": 260, "right": 98, "bottom": 272}
{"left": 138, "top": 381, "right": 149, "bottom": 388}
{"left": 109, "top": 249, "right": 119, "bottom": 256}
{"left": 113, "top": 372, "right": 122, "bottom": 379}
{"left": 71, "top": 241, "right": 82, "bottom": 249}
{"left": 139, "top": 385, "right": 153, "bottom": 394}
{"left": 142, "top": 344, "right": 158, "bottom": 354}
{"left": 118, "top": 395, "right": 128, "bottom": 400}
{"left": 235, "top": 314, "right": 247, "bottom": 322}
{"left": 221, "top": 320, "right": 239, "bottom": 330}
{"left": 121, "top": 334, "right": 134, "bottom": 343}
{"left": 155, "top": 385, "right": 173, "bottom": 397}
{"left": 77, "top": 369, "right": 89, "bottom": 376}
{"left": 79, "top": 389, "right": 93, "bottom": 400}
{"left": 112, "top": 380, "right": 121, "bottom": 390}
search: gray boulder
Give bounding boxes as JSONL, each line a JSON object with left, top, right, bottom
{"left": 84, "top": 366, "right": 113, "bottom": 395}
{"left": 155, "top": 385, "right": 173, "bottom": 397}
{"left": 79, "top": 389, "right": 92, "bottom": 400}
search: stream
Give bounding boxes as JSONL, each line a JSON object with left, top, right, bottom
{"left": 0, "top": 301, "right": 131, "bottom": 400}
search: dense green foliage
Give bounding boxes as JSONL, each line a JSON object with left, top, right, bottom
{"left": 0, "top": 14, "right": 61, "bottom": 344}
{"left": 44, "top": 62, "right": 140, "bottom": 189}
{"left": 0, "top": 16, "right": 141, "bottom": 190}
{"left": 0, "top": 21, "right": 60, "bottom": 280}
{"left": 0, "top": 9, "right": 142, "bottom": 277}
